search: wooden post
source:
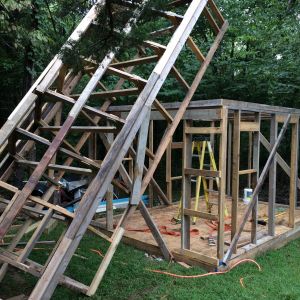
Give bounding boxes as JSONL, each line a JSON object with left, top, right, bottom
{"left": 217, "top": 107, "right": 228, "bottom": 260}
{"left": 129, "top": 154, "right": 134, "bottom": 181}
{"left": 106, "top": 122, "right": 114, "bottom": 230}
{"left": 268, "top": 115, "right": 277, "bottom": 236}
{"left": 231, "top": 110, "right": 240, "bottom": 247}
{"left": 148, "top": 120, "right": 154, "bottom": 207}
{"left": 248, "top": 132, "right": 253, "bottom": 187}
{"left": 106, "top": 184, "right": 114, "bottom": 231}
{"left": 49, "top": 104, "right": 62, "bottom": 179}
{"left": 210, "top": 121, "right": 216, "bottom": 194}
{"left": 182, "top": 120, "right": 192, "bottom": 250}
{"left": 289, "top": 118, "right": 299, "bottom": 228}
{"left": 227, "top": 121, "right": 232, "bottom": 196}
{"left": 251, "top": 112, "right": 260, "bottom": 243}
{"left": 166, "top": 128, "right": 172, "bottom": 202}
{"left": 130, "top": 109, "right": 151, "bottom": 205}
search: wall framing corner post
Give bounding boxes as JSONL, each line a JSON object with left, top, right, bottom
{"left": 218, "top": 107, "right": 228, "bottom": 260}
{"left": 251, "top": 112, "right": 261, "bottom": 243}
{"left": 289, "top": 117, "right": 299, "bottom": 228}
{"left": 227, "top": 120, "right": 232, "bottom": 196}
{"left": 182, "top": 120, "right": 192, "bottom": 250}
{"left": 268, "top": 114, "right": 277, "bottom": 236}
{"left": 231, "top": 110, "right": 240, "bottom": 253}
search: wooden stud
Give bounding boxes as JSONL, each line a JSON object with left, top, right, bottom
{"left": 231, "top": 110, "right": 240, "bottom": 247}
{"left": 248, "top": 132, "right": 253, "bottom": 187}
{"left": 289, "top": 119, "right": 299, "bottom": 228}
{"left": 105, "top": 184, "right": 114, "bottom": 231}
{"left": 182, "top": 120, "right": 192, "bottom": 250}
{"left": 217, "top": 107, "right": 228, "bottom": 260}
{"left": 166, "top": 129, "right": 173, "bottom": 202}
{"left": 227, "top": 121, "right": 232, "bottom": 196}
{"left": 209, "top": 121, "right": 215, "bottom": 194}
{"left": 148, "top": 120, "right": 154, "bottom": 207}
{"left": 268, "top": 115, "right": 277, "bottom": 236}
{"left": 251, "top": 112, "right": 260, "bottom": 243}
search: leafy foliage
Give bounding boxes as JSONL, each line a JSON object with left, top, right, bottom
{"left": 0, "top": 0, "right": 299, "bottom": 122}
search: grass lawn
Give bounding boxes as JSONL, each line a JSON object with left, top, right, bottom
{"left": 1, "top": 223, "right": 300, "bottom": 300}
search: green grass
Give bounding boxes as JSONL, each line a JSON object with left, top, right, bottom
{"left": 1, "top": 224, "right": 300, "bottom": 300}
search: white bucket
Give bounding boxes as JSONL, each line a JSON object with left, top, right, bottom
{"left": 243, "top": 188, "right": 253, "bottom": 205}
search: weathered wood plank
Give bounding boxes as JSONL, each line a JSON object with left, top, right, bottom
{"left": 71, "top": 88, "right": 139, "bottom": 99}
{"left": 240, "top": 122, "right": 260, "bottom": 132}
{"left": 39, "top": 126, "right": 118, "bottom": 133}
{"left": 16, "top": 159, "right": 93, "bottom": 175}
{"left": 182, "top": 120, "right": 192, "bottom": 250}
{"left": 238, "top": 169, "right": 257, "bottom": 175}
{"left": 184, "top": 168, "right": 221, "bottom": 178}
{"left": 183, "top": 208, "right": 218, "bottom": 221}
{"left": 185, "top": 127, "right": 222, "bottom": 134}
{"left": 268, "top": 115, "right": 277, "bottom": 236}
{"left": 180, "top": 248, "right": 219, "bottom": 266}
{"left": 231, "top": 110, "right": 240, "bottom": 247}
{"left": 251, "top": 112, "right": 260, "bottom": 243}
{"left": 217, "top": 107, "right": 228, "bottom": 260}
{"left": 289, "top": 119, "right": 299, "bottom": 227}
{"left": 43, "top": 90, "right": 125, "bottom": 124}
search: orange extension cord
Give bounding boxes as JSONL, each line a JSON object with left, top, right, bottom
{"left": 147, "top": 258, "right": 261, "bottom": 279}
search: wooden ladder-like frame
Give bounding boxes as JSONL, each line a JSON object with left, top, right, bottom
{"left": 0, "top": 0, "right": 228, "bottom": 298}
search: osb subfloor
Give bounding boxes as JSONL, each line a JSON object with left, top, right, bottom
{"left": 99, "top": 196, "right": 300, "bottom": 265}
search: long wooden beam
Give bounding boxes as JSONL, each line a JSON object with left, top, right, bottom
{"left": 39, "top": 126, "right": 118, "bottom": 133}
{"left": 71, "top": 88, "right": 140, "bottom": 99}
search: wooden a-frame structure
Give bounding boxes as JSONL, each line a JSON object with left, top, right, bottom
{"left": 0, "top": 0, "right": 228, "bottom": 298}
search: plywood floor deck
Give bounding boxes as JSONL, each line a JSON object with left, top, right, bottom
{"left": 98, "top": 197, "right": 300, "bottom": 268}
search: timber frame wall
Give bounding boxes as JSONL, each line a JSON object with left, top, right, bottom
{"left": 0, "top": 0, "right": 229, "bottom": 298}
{"left": 108, "top": 99, "right": 300, "bottom": 267}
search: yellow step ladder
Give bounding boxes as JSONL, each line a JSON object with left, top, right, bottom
{"left": 174, "top": 139, "right": 228, "bottom": 224}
